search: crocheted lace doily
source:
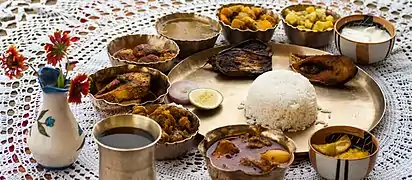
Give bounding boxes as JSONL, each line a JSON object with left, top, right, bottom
{"left": 0, "top": 0, "right": 411, "bottom": 179}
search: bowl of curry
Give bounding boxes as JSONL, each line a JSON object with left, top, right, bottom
{"left": 198, "top": 125, "right": 296, "bottom": 180}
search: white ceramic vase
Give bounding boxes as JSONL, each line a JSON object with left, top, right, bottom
{"left": 27, "top": 67, "right": 85, "bottom": 169}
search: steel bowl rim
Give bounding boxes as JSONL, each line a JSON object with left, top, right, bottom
{"left": 89, "top": 65, "right": 171, "bottom": 107}
{"left": 333, "top": 14, "right": 396, "bottom": 45}
{"left": 155, "top": 12, "right": 221, "bottom": 42}
{"left": 199, "top": 124, "right": 296, "bottom": 176}
{"left": 280, "top": 4, "right": 341, "bottom": 33}
{"left": 216, "top": 3, "right": 280, "bottom": 33}
{"left": 106, "top": 34, "right": 180, "bottom": 66}
{"left": 308, "top": 125, "right": 380, "bottom": 161}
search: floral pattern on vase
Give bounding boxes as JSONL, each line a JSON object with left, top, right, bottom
{"left": 27, "top": 67, "right": 86, "bottom": 170}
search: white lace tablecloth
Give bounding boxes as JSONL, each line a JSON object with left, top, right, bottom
{"left": 0, "top": 0, "right": 411, "bottom": 179}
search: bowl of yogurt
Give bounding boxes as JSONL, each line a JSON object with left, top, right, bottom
{"left": 334, "top": 14, "right": 396, "bottom": 65}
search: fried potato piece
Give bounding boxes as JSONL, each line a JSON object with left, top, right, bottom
{"left": 256, "top": 20, "right": 272, "bottom": 30}
{"left": 231, "top": 19, "right": 246, "bottom": 29}
{"left": 261, "top": 149, "right": 290, "bottom": 164}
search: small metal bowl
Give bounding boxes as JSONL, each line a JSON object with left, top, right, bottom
{"left": 155, "top": 13, "right": 221, "bottom": 59}
{"left": 198, "top": 125, "right": 296, "bottom": 180}
{"left": 107, "top": 34, "right": 180, "bottom": 73}
{"left": 309, "top": 126, "right": 379, "bottom": 180}
{"left": 216, "top": 3, "right": 280, "bottom": 44}
{"left": 137, "top": 103, "right": 200, "bottom": 160}
{"left": 280, "top": 4, "right": 340, "bottom": 48}
{"left": 89, "top": 65, "right": 170, "bottom": 117}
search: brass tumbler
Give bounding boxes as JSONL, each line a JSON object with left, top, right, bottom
{"left": 92, "top": 114, "right": 162, "bottom": 180}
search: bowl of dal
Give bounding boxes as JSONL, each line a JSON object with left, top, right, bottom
{"left": 155, "top": 13, "right": 221, "bottom": 58}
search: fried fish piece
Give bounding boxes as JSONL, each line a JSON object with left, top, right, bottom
{"left": 95, "top": 72, "right": 151, "bottom": 103}
{"left": 289, "top": 54, "right": 358, "bottom": 86}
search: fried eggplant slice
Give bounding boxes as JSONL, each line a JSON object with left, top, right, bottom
{"left": 208, "top": 40, "right": 272, "bottom": 77}
{"left": 289, "top": 54, "right": 358, "bottom": 86}
{"left": 231, "top": 39, "right": 272, "bottom": 56}
{"left": 210, "top": 48, "right": 271, "bottom": 77}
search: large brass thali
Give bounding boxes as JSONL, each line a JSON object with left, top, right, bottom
{"left": 167, "top": 42, "right": 385, "bottom": 154}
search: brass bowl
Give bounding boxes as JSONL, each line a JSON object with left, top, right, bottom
{"left": 309, "top": 126, "right": 379, "bottom": 180}
{"left": 89, "top": 65, "right": 170, "bottom": 117}
{"left": 198, "top": 125, "right": 296, "bottom": 180}
{"left": 107, "top": 34, "right": 179, "bottom": 73}
{"left": 216, "top": 3, "right": 280, "bottom": 44}
{"left": 155, "top": 13, "right": 221, "bottom": 59}
{"left": 280, "top": 4, "right": 340, "bottom": 48}
{"left": 146, "top": 103, "right": 200, "bottom": 160}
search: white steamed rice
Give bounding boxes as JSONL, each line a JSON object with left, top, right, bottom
{"left": 245, "top": 69, "right": 318, "bottom": 132}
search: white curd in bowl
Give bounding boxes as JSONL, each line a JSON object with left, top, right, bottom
{"left": 340, "top": 26, "right": 391, "bottom": 43}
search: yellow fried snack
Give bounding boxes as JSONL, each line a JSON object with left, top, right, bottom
{"left": 231, "top": 19, "right": 246, "bottom": 29}
{"left": 312, "top": 135, "right": 351, "bottom": 156}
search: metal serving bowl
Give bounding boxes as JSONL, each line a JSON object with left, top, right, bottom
{"left": 309, "top": 126, "right": 379, "bottom": 180}
{"left": 280, "top": 4, "right": 340, "bottom": 48}
{"left": 155, "top": 13, "right": 221, "bottom": 58}
{"left": 107, "top": 34, "right": 180, "bottom": 73}
{"left": 216, "top": 3, "right": 280, "bottom": 44}
{"left": 89, "top": 65, "right": 170, "bottom": 117}
{"left": 142, "top": 103, "right": 201, "bottom": 160}
{"left": 198, "top": 125, "right": 296, "bottom": 180}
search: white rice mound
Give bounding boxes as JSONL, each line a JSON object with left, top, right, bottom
{"left": 245, "top": 69, "right": 318, "bottom": 132}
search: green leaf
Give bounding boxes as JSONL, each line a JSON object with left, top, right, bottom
{"left": 77, "top": 138, "right": 85, "bottom": 151}
{"left": 37, "top": 122, "right": 50, "bottom": 137}
{"left": 36, "top": 109, "right": 49, "bottom": 121}
{"left": 57, "top": 70, "right": 65, "bottom": 88}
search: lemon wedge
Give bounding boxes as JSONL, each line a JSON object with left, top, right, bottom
{"left": 188, "top": 88, "right": 223, "bottom": 110}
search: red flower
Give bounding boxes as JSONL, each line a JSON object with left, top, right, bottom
{"left": 0, "top": 45, "right": 28, "bottom": 79}
{"left": 44, "top": 31, "right": 79, "bottom": 66}
{"left": 68, "top": 73, "right": 89, "bottom": 104}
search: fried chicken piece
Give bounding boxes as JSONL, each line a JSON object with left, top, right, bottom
{"left": 115, "top": 49, "right": 137, "bottom": 61}
{"left": 247, "top": 135, "right": 272, "bottom": 149}
{"left": 177, "top": 116, "right": 191, "bottom": 132}
{"left": 138, "top": 54, "right": 160, "bottom": 63}
{"left": 212, "top": 139, "right": 240, "bottom": 158}
{"left": 132, "top": 106, "right": 148, "bottom": 116}
{"left": 239, "top": 158, "right": 274, "bottom": 173}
